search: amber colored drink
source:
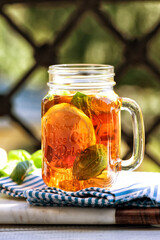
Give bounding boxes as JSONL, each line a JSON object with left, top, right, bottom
{"left": 42, "top": 92, "right": 122, "bottom": 191}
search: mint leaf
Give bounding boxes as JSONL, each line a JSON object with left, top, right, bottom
{"left": 71, "top": 92, "right": 92, "bottom": 118}
{"left": 8, "top": 150, "right": 31, "bottom": 162}
{"left": 10, "top": 160, "right": 33, "bottom": 184}
{"left": 30, "top": 150, "right": 42, "bottom": 168}
{"left": 73, "top": 144, "right": 107, "bottom": 180}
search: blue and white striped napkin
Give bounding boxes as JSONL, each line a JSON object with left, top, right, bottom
{"left": 0, "top": 175, "right": 46, "bottom": 198}
{"left": 0, "top": 173, "right": 160, "bottom": 208}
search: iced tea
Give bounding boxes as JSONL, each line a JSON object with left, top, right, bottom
{"left": 42, "top": 91, "right": 122, "bottom": 191}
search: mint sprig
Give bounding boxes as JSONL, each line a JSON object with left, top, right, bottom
{"left": 71, "top": 92, "right": 92, "bottom": 118}
{"left": 0, "top": 149, "right": 42, "bottom": 184}
{"left": 10, "top": 160, "right": 33, "bottom": 184}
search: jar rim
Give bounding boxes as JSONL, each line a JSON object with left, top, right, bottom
{"left": 49, "top": 64, "right": 114, "bottom": 72}
{"left": 48, "top": 64, "right": 115, "bottom": 89}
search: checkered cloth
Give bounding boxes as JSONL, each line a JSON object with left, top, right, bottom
{"left": 0, "top": 173, "right": 160, "bottom": 207}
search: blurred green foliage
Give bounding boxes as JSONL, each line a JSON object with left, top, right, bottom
{"left": 0, "top": 2, "right": 159, "bottom": 89}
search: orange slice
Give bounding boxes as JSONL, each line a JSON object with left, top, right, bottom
{"left": 42, "top": 103, "right": 96, "bottom": 168}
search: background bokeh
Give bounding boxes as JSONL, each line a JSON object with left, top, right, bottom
{"left": 0, "top": 1, "right": 159, "bottom": 172}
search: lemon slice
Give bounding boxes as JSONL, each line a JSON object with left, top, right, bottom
{"left": 42, "top": 103, "right": 96, "bottom": 166}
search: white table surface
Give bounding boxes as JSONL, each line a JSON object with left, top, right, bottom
{"left": 0, "top": 225, "right": 160, "bottom": 240}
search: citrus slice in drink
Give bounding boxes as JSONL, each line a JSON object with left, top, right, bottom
{"left": 42, "top": 103, "right": 96, "bottom": 168}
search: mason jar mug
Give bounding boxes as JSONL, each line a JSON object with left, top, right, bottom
{"left": 41, "top": 64, "right": 145, "bottom": 191}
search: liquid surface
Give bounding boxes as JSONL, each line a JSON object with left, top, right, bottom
{"left": 42, "top": 92, "right": 122, "bottom": 191}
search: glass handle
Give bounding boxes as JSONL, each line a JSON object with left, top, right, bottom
{"left": 121, "top": 97, "right": 145, "bottom": 170}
